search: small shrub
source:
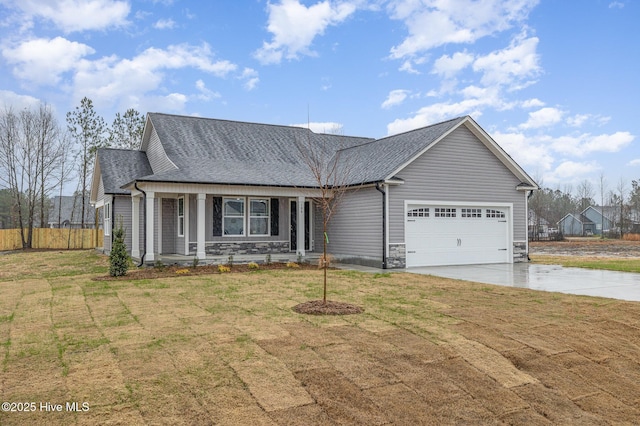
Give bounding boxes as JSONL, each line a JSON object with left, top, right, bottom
{"left": 109, "top": 222, "right": 130, "bottom": 277}
{"left": 154, "top": 260, "right": 165, "bottom": 270}
{"left": 286, "top": 261, "right": 300, "bottom": 269}
{"left": 248, "top": 262, "right": 259, "bottom": 270}
{"left": 318, "top": 253, "right": 333, "bottom": 269}
{"left": 192, "top": 256, "right": 199, "bottom": 268}
{"left": 227, "top": 254, "right": 234, "bottom": 267}
{"left": 265, "top": 253, "right": 272, "bottom": 265}
{"left": 297, "top": 252, "right": 303, "bottom": 264}
{"left": 218, "top": 264, "right": 231, "bottom": 273}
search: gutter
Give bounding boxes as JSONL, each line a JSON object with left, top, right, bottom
{"left": 375, "top": 182, "right": 387, "bottom": 269}
{"left": 134, "top": 182, "right": 146, "bottom": 267}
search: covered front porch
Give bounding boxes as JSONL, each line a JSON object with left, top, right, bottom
{"left": 126, "top": 182, "right": 324, "bottom": 265}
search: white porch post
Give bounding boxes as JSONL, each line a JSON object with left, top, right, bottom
{"left": 197, "top": 193, "right": 206, "bottom": 260}
{"left": 183, "top": 194, "right": 190, "bottom": 255}
{"left": 145, "top": 191, "right": 155, "bottom": 262}
{"left": 297, "top": 195, "right": 305, "bottom": 257}
{"left": 157, "top": 196, "right": 163, "bottom": 255}
{"left": 131, "top": 196, "right": 140, "bottom": 259}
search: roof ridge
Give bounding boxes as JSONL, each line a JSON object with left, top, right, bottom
{"left": 336, "top": 115, "right": 468, "bottom": 154}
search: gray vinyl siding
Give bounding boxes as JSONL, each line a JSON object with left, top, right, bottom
{"left": 145, "top": 127, "right": 177, "bottom": 174}
{"left": 162, "top": 198, "right": 177, "bottom": 254}
{"left": 389, "top": 126, "right": 526, "bottom": 243}
{"left": 97, "top": 177, "right": 104, "bottom": 201}
{"left": 325, "top": 186, "right": 382, "bottom": 259}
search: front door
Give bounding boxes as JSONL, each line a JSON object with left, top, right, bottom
{"left": 290, "top": 200, "right": 312, "bottom": 252}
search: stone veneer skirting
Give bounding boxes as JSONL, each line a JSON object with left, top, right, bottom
{"left": 189, "top": 241, "right": 290, "bottom": 256}
{"left": 513, "top": 241, "right": 528, "bottom": 262}
{"left": 386, "top": 243, "right": 406, "bottom": 269}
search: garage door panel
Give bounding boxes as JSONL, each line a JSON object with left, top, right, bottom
{"left": 405, "top": 204, "right": 510, "bottom": 267}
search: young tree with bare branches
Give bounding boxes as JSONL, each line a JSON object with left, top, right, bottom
{"left": 295, "top": 130, "right": 356, "bottom": 304}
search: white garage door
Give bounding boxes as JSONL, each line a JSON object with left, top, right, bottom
{"left": 405, "top": 204, "right": 511, "bottom": 267}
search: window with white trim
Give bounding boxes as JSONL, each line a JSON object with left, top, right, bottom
{"left": 104, "top": 202, "right": 111, "bottom": 236}
{"left": 177, "top": 197, "right": 184, "bottom": 237}
{"left": 486, "top": 209, "right": 505, "bottom": 218}
{"left": 408, "top": 207, "right": 430, "bottom": 217}
{"left": 435, "top": 207, "right": 456, "bottom": 218}
{"left": 249, "top": 198, "right": 269, "bottom": 236}
{"left": 461, "top": 208, "right": 482, "bottom": 218}
{"left": 223, "top": 197, "right": 245, "bottom": 235}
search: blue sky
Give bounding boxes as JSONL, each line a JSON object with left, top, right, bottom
{"left": 1, "top": 0, "right": 638, "bottom": 194}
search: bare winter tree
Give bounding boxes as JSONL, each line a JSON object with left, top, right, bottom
{"left": 576, "top": 179, "right": 595, "bottom": 212}
{"left": 67, "top": 97, "right": 107, "bottom": 228}
{"left": 294, "top": 129, "right": 357, "bottom": 304}
{"left": 0, "top": 105, "right": 66, "bottom": 247}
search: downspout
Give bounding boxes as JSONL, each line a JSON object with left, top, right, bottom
{"left": 135, "top": 182, "right": 146, "bottom": 267}
{"left": 375, "top": 182, "right": 387, "bottom": 269}
{"left": 527, "top": 189, "right": 534, "bottom": 261}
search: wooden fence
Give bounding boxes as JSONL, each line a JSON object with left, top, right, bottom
{"left": 0, "top": 228, "right": 100, "bottom": 251}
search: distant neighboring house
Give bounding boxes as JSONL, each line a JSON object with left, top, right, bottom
{"left": 48, "top": 195, "right": 97, "bottom": 229}
{"left": 528, "top": 210, "right": 551, "bottom": 238}
{"left": 557, "top": 206, "right": 615, "bottom": 236}
{"left": 90, "top": 113, "right": 538, "bottom": 268}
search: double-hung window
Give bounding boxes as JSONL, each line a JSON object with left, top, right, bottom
{"left": 223, "top": 197, "right": 245, "bottom": 235}
{"left": 177, "top": 197, "right": 184, "bottom": 237}
{"left": 249, "top": 198, "right": 269, "bottom": 236}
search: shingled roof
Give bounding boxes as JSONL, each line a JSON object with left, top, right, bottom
{"left": 97, "top": 148, "right": 152, "bottom": 194}
{"left": 95, "top": 112, "right": 534, "bottom": 191}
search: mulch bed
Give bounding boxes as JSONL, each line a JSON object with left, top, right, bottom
{"left": 94, "top": 262, "right": 321, "bottom": 281}
{"left": 292, "top": 300, "right": 364, "bottom": 316}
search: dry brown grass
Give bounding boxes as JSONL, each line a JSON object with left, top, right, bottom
{"left": 1, "top": 250, "right": 640, "bottom": 424}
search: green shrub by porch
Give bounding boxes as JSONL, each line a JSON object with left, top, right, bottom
{"left": 109, "top": 224, "right": 130, "bottom": 277}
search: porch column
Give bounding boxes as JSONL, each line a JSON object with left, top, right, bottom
{"left": 297, "top": 195, "right": 305, "bottom": 257}
{"left": 183, "top": 194, "right": 190, "bottom": 255}
{"left": 131, "top": 196, "right": 140, "bottom": 259}
{"left": 145, "top": 191, "right": 155, "bottom": 262}
{"left": 157, "top": 196, "right": 163, "bottom": 254}
{"left": 197, "top": 193, "right": 206, "bottom": 260}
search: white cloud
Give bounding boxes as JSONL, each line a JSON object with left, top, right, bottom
{"left": 521, "top": 98, "right": 544, "bottom": 108}
{"left": 194, "top": 80, "right": 221, "bottom": 101}
{"left": 628, "top": 159, "right": 640, "bottom": 166}
{"left": 290, "top": 122, "right": 344, "bottom": 134}
{"left": 549, "top": 160, "right": 600, "bottom": 180}
{"left": 6, "top": 0, "right": 130, "bottom": 32}
{"left": 386, "top": 99, "right": 486, "bottom": 135}
{"left": 154, "top": 18, "right": 176, "bottom": 30}
{"left": 431, "top": 51, "right": 474, "bottom": 78}
{"left": 239, "top": 68, "right": 259, "bottom": 91}
{"left": 381, "top": 89, "right": 410, "bottom": 109}
{"left": 2, "top": 37, "right": 95, "bottom": 85}
{"left": 0, "top": 90, "right": 42, "bottom": 111}
{"left": 388, "top": 0, "right": 539, "bottom": 59}
{"left": 551, "top": 131, "right": 634, "bottom": 157}
{"left": 254, "top": 0, "right": 357, "bottom": 64}
{"left": 71, "top": 43, "right": 237, "bottom": 109}
{"left": 472, "top": 34, "right": 541, "bottom": 90}
{"left": 609, "top": 2, "right": 624, "bottom": 9}
{"left": 519, "top": 107, "right": 564, "bottom": 129}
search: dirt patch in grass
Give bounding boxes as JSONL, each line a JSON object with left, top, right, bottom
{"left": 3, "top": 251, "right": 640, "bottom": 424}
{"left": 292, "top": 299, "right": 364, "bottom": 315}
{"left": 530, "top": 238, "right": 640, "bottom": 257}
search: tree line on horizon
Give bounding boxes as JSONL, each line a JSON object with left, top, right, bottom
{"left": 0, "top": 97, "right": 145, "bottom": 248}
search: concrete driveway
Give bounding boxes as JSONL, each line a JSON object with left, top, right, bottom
{"left": 407, "top": 263, "right": 640, "bottom": 302}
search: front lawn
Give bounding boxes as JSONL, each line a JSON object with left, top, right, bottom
{"left": 1, "top": 250, "right": 640, "bottom": 424}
